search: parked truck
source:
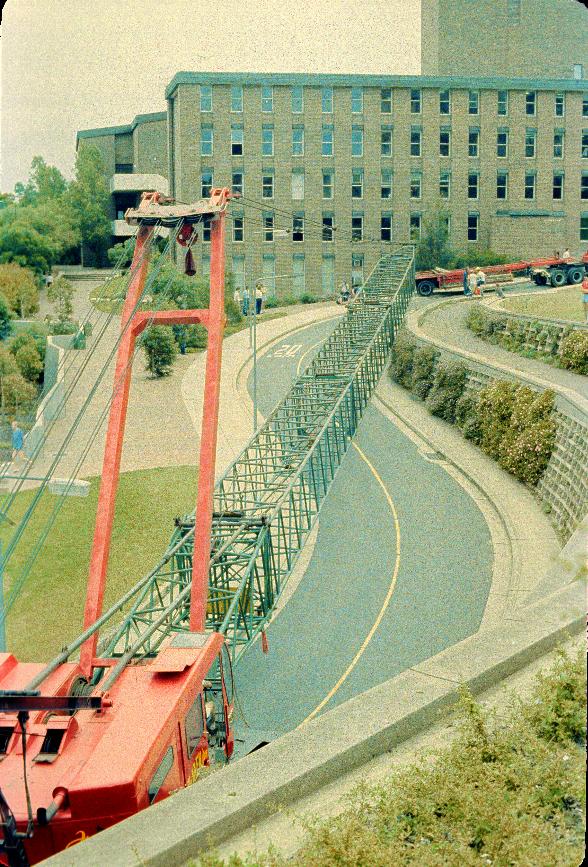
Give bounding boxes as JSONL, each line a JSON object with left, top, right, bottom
{"left": 415, "top": 251, "right": 588, "bottom": 296}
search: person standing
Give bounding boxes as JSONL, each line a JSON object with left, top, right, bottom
{"left": 463, "top": 269, "right": 470, "bottom": 296}
{"left": 255, "top": 282, "right": 264, "bottom": 315}
{"left": 562, "top": 247, "right": 571, "bottom": 259}
{"left": 476, "top": 268, "right": 486, "bottom": 297}
{"left": 233, "top": 287, "right": 241, "bottom": 309}
{"left": 11, "top": 420, "right": 25, "bottom": 461}
{"left": 242, "top": 286, "right": 250, "bottom": 317}
{"left": 582, "top": 273, "right": 588, "bottom": 324}
{"left": 467, "top": 269, "right": 477, "bottom": 297}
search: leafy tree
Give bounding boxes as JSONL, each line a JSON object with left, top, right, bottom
{"left": 0, "top": 193, "right": 16, "bottom": 209}
{"left": 0, "top": 222, "right": 53, "bottom": 275}
{"left": 0, "top": 263, "right": 39, "bottom": 317}
{"left": 107, "top": 237, "right": 136, "bottom": 268}
{"left": 0, "top": 345, "right": 19, "bottom": 409}
{"left": 47, "top": 275, "right": 75, "bottom": 324}
{"left": 141, "top": 325, "right": 177, "bottom": 377}
{"left": 8, "top": 324, "right": 48, "bottom": 363}
{"left": 66, "top": 145, "right": 111, "bottom": 265}
{"left": 0, "top": 294, "right": 13, "bottom": 340}
{"left": 0, "top": 200, "right": 79, "bottom": 271}
{"left": 2, "top": 372, "right": 37, "bottom": 412}
{"left": 15, "top": 343, "right": 43, "bottom": 383}
{"left": 415, "top": 208, "right": 453, "bottom": 271}
{"left": 16, "top": 156, "right": 68, "bottom": 206}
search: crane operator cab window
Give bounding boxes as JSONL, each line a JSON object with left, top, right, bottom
{"left": 203, "top": 645, "right": 234, "bottom": 762}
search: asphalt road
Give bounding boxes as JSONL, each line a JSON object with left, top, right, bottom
{"left": 232, "top": 318, "right": 492, "bottom": 754}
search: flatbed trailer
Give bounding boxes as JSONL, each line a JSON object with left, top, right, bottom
{"left": 415, "top": 251, "right": 588, "bottom": 296}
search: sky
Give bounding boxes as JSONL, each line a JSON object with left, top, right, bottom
{"left": 0, "top": 0, "right": 421, "bottom": 193}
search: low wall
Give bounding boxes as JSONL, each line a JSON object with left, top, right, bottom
{"left": 25, "top": 334, "right": 74, "bottom": 458}
{"left": 471, "top": 304, "right": 587, "bottom": 362}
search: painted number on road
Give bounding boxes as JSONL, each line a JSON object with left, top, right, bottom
{"left": 272, "top": 343, "right": 303, "bottom": 358}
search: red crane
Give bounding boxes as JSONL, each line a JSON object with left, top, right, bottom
{"left": 0, "top": 190, "right": 235, "bottom": 865}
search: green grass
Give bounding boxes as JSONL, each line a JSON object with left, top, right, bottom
{"left": 502, "top": 286, "right": 585, "bottom": 322}
{"left": 197, "top": 648, "right": 586, "bottom": 867}
{"left": 1, "top": 466, "right": 197, "bottom": 662}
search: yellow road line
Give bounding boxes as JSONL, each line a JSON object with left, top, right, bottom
{"left": 298, "top": 442, "right": 401, "bottom": 727}
{"left": 296, "top": 338, "right": 328, "bottom": 376}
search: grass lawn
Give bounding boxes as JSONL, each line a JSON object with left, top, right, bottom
{"left": 502, "top": 286, "right": 585, "bottom": 322}
{"left": 1, "top": 466, "right": 197, "bottom": 662}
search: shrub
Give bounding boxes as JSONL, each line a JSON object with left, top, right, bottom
{"left": 559, "top": 330, "right": 588, "bottom": 375}
{"left": 476, "top": 380, "right": 519, "bottom": 460}
{"left": 141, "top": 325, "right": 177, "bottom": 377}
{"left": 425, "top": 361, "right": 468, "bottom": 422}
{"left": 47, "top": 275, "right": 75, "bottom": 324}
{"left": 9, "top": 324, "right": 48, "bottom": 362}
{"left": 498, "top": 417, "right": 556, "bottom": 485}
{"left": 0, "top": 292, "right": 13, "bottom": 340}
{"left": 449, "top": 247, "right": 510, "bottom": 269}
{"left": 1, "top": 371, "right": 37, "bottom": 412}
{"left": 300, "top": 292, "right": 321, "bottom": 304}
{"left": 0, "top": 262, "right": 39, "bottom": 317}
{"left": 15, "top": 343, "right": 43, "bottom": 383}
{"left": 465, "top": 303, "right": 491, "bottom": 336}
{"left": 411, "top": 345, "right": 439, "bottom": 400}
{"left": 390, "top": 332, "right": 417, "bottom": 389}
{"left": 49, "top": 320, "right": 78, "bottom": 336}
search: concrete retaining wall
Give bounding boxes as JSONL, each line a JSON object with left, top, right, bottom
{"left": 24, "top": 335, "right": 74, "bottom": 458}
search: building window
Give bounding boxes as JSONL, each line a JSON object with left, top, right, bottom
{"left": 439, "top": 128, "right": 451, "bottom": 157}
{"left": 263, "top": 212, "right": 274, "bottom": 242}
{"left": 410, "top": 126, "right": 422, "bottom": 157}
{"left": 581, "top": 214, "right": 588, "bottom": 241}
{"left": 351, "top": 253, "right": 364, "bottom": 288}
{"left": 200, "top": 85, "right": 212, "bottom": 112}
{"left": 582, "top": 130, "right": 588, "bottom": 158}
{"left": 231, "top": 85, "right": 243, "bottom": 112}
{"left": 496, "top": 171, "right": 508, "bottom": 200}
{"left": 524, "top": 172, "right": 536, "bottom": 200}
{"left": 322, "top": 125, "right": 334, "bottom": 156}
{"left": 525, "top": 128, "right": 537, "bottom": 158}
{"left": 351, "top": 125, "right": 364, "bottom": 157}
{"left": 467, "top": 213, "right": 479, "bottom": 242}
{"left": 351, "top": 168, "right": 363, "bottom": 199}
{"left": 468, "top": 172, "right": 479, "bottom": 199}
{"left": 410, "top": 171, "right": 422, "bottom": 199}
{"left": 233, "top": 213, "right": 244, "bottom": 242}
{"left": 381, "top": 169, "right": 392, "bottom": 199}
{"left": 262, "top": 171, "right": 274, "bottom": 198}
{"left": 232, "top": 255, "right": 245, "bottom": 290}
{"left": 410, "top": 89, "right": 421, "bottom": 113}
{"left": 552, "top": 172, "right": 564, "bottom": 200}
{"left": 115, "top": 163, "right": 133, "bottom": 174}
{"left": 439, "top": 89, "right": 450, "bottom": 115}
{"left": 291, "top": 169, "right": 304, "bottom": 200}
{"left": 292, "top": 85, "right": 303, "bottom": 113}
{"left": 583, "top": 94, "right": 588, "bottom": 117}
{"left": 201, "top": 170, "right": 213, "bottom": 198}
{"left": 581, "top": 173, "right": 588, "bottom": 200}
{"left": 292, "top": 213, "right": 304, "bottom": 242}
{"left": 322, "top": 86, "right": 333, "bottom": 113}
{"left": 497, "top": 90, "right": 508, "bottom": 116}
{"left": 351, "top": 87, "right": 363, "bottom": 113}
{"left": 468, "top": 90, "right": 479, "bottom": 115}
{"left": 351, "top": 213, "right": 363, "bottom": 241}
{"left": 262, "top": 255, "right": 276, "bottom": 293}
{"left": 200, "top": 126, "right": 213, "bottom": 156}
{"left": 554, "top": 93, "right": 565, "bottom": 117}
{"left": 381, "top": 87, "right": 392, "bottom": 113}
{"left": 573, "top": 64, "right": 583, "bottom": 81}
{"left": 292, "top": 126, "right": 304, "bottom": 156}
{"left": 525, "top": 91, "right": 536, "bottom": 116}
{"left": 231, "top": 126, "right": 243, "bottom": 156}
{"left": 261, "top": 85, "right": 273, "bottom": 112}
{"left": 231, "top": 170, "right": 243, "bottom": 196}
{"left": 381, "top": 126, "right": 392, "bottom": 156}
{"left": 322, "top": 213, "right": 334, "bottom": 241}
{"left": 381, "top": 212, "right": 392, "bottom": 241}
{"left": 439, "top": 170, "right": 451, "bottom": 199}
{"left": 262, "top": 126, "right": 274, "bottom": 156}
{"left": 409, "top": 213, "right": 421, "bottom": 241}
{"left": 468, "top": 128, "right": 479, "bottom": 157}
{"left": 553, "top": 129, "right": 565, "bottom": 158}
{"left": 202, "top": 218, "right": 211, "bottom": 243}
{"left": 322, "top": 169, "right": 334, "bottom": 199}
{"left": 322, "top": 255, "right": 335, "bottom": 294}
{"left": 497, "top": 129, "right": 509, "bottom": 158}
{"left": 293, "top": 255, "right": 305, "bottom": 294}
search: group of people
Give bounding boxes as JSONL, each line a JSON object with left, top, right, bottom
{"left": 234, "top": 282, "right": 265, "bottom": 317}
{"left": 463, "top": 267, "right": 487, "bottom": 298}
{"left": 336, "top": 280, "right": 362, "bottom": 306}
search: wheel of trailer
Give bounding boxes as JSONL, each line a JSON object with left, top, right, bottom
{"left": 550, "top": 269, "right": 567, "bottom": 287}
{"left": 533, "top": 273, "right": 547, "bottom": 286}
{"left": 566, "top": 267, "right": 584, "bottom": 285}
{"left": 417, "top": 281, "right": 435, "bottom": 297}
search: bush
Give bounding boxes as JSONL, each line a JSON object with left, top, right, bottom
{"left": 425, "top": 361, "right": 468, "bottom": 422}
{"left": 449, "top": 247, "right": 510, "bottom": 269}
{"left": 411, "top": 345, "right": 438, "bottom": 399}
{"left": 390, "top": 332, "right": 417, "bottom": 389}
{"left": 15, "top": 342, "right": 43, "bottom": 383}
{"left": 300, "top": 292, "right": 321, "bottom": 304}
{"left": 455, "top": 392, "right": 483, "bottom": 444}
{"left": 498, "top": 416, "right": 556, "bottom": 485}
{"left": 559, "top": 330, "right": 588, "bottom": 375}
{"left": 0, "top": 262, "right": 40, "bottom": 317}
{"left": 49, "top": 320, "right": 78, "bottom": 336}
{"left": 0, "top": 292, "right": 13, "bottom": 340}
{"left": 476, "top": 380, "right": 519, "bottom": 460}
{"left": 141, "top": 325, "right": 177, "bottom": 377}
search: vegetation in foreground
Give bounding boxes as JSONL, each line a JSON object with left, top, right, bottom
{"left": 2, "top": 465, "right": 198, "bottom": 661}
{"left": 198, "top": 648, "right": 586, "bottom": 867}
{"left": 502, "top": 286, "right": 585, "bottom": 323}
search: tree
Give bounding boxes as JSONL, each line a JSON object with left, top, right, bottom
{"left": 16, "top": 156, "right": 68, "bottom": 207}
{"left": 0, "top": 222, "right": 53, "bottom": 275}
{"left": 0, "top": 200, "right": 80, "bottom": 271}
{"left": 0, "top": 263, "right": 39, "bottom": 317}
{"left": 15, "top": 343, "right": 43, "bottom": 383}
{"left": 8, "top": 324, "right": 48, "bottom": 362}
{"left": 47, "top": 275, "right": 75, "bottom": 324}
{"left": 141, "top": 325, "right": 177, "bottom": 377}
{"left": 0, "top": 294, "right": 13, "bottom": 340}
{"left": 66, "top": 145, "right": 111, "bottom": 265}
{"left": 415, "top": 208, "right": 453, "bottom": 271}
{"left": 2, "top": 372, "right": 37, "bottom": 413}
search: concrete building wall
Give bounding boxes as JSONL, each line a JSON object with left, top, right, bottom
{"left": 421, "top": 0, "right": 588, "bottom": 80}
{"left": 133, "top": 118, "right": 168, "bottom": 176}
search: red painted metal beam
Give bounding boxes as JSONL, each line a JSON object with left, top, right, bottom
{"left": 132, "top": 309, "right": 209, "bottom": 337}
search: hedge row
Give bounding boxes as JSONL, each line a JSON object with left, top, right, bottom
{"left": 390, "top": 333, "right": 556, "bottom": 486}
{"left": 465, "top": 305, "right": 588, "bottom": 376}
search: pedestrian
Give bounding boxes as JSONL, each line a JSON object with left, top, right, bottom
{"left": 582, "top": 273, "right": 588, "bottom": 324}
{"left": 467, "top": 269, "right": 477, "bottom": 297}
{"left": 233, "top": 287, "right": 241, "bottom": 309}
{"left": 255, "top": 281, "right": 264, "bottom": 315}
{"left": 562, "top": 247, "right": 571, "bottom": 259}
{"left": 476, "top": 268, "right": 486, "bottom": 297}
{"left": 463, "top": 269, "right": 470, "bottom": 296}
{"left": 242, "top": 286, "right": 250, "bottom": 317}
{"left": 11, "top": 420, "right": 25, "bottom": 462}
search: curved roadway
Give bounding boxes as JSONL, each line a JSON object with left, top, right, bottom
{"left": 233, "top": 318, "right": 492, "bottom": 753}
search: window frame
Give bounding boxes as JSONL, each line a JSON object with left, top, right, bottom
{"left": 200, "top": 125, "right": 213, "bottom": 157}
{"left": 322, "top": 86, "right": 333, "bottom": 114}
{"left": 230, "top": 85, "right": 243, "bottom": 113}
{"left": 439, "top": 170, "right": 451, "bottom": 199}
{"left": 468, "top": 171, "right": 479, "bottom": 200}
{"left": 381, "top": 125, "right": 392, "bottom": 157}
{"left": 381, "top": 211, "right": 393, "bottom": 242}
{"left": 351, "top": 125, "right": 364, "bottom": 157}
{"left": 200, "top": 85, "right": 212, "bottom": 112}
{"left": 381, "top": 87, "right": 392, "bottom": 114}
{"left": 232, "top": 212, "right": 244, "bottom": 242}
{"left": 525, "top": 128, "right": 537, "bottom": 158}
{"left": 409, "top": 213, "right": 421, "bottom": 241}
{"left": 322, "top": 169, "right": 334, "bottom": 199}
{"left": 292, "top": 125, "right": 305, "bottom": 157}
{"left": 351, "top": 167, "right": 364, "bottom": 199}
{"left": 230, "top": 125, "right": 243, "bottom": 157}
{"left": 467, "top": 212, "right": 479, "bottom": 243}
{"left": 410, "top": 170, "right": 422, "bottom": 200}
{"left": 468, "top": 90, "right": 479, "bottom": 116}
{"left": 497, "top": 90, "right": 509, "bottom": 116}
{"left": 525, "top": 91, "right": 536, "bottom": 116}
{"left": 497, "top": 128, "right": 509, "bottom": 158}
{"left": 410, "top": 126, "right": 422, "bottom": 157}
{"left": 351, "top": 86, "right": 363, "bottom": 114}
{"left": 351, "top": 212, "right": 364, "bottom": 242}
{"left": 322, "top": 212, "right": 335, "bottom": 242}
{"left": 439, "top": 128, "right": 451, "bottom": 157}
{"left": 553, "top": 129, "right": 565, "bottom": 159}
{"left": 468, "top": 128, "right": 480, "bottom": 158}
{"left": 184, "top": 697, "right": 205, "bottom": 759}
{"left": 410, "top": 89, "right": 421, "bottom": 114}
{"left": 439, "top": 89, "right": 451, "bottom": 115}
{"left": 322, "top": 124, "right": 334, "bottom": 157}
{"left": 554, "top": 93, "right": 565, "bottom": 117}
{"left": 291, "top": 85, "right": 304, "bottom": 113}
{"left": 291, "top": 169, "right": 305, "bottom": 201}
{"left": 231, "top": 170, "right": 244, "bottom": 196}
{"left": 292, "top": 212, "right": 304, "bottom": 242}
{"left": 261, "top": 85, "right": 273, "bottom": 113}
{"left": 552, "top": 172, "right": 564, "bottom": 201}
{"left": 263, "top": 212, "right": 274, "bottom": 242}
{"left": 524, "top": 171, "right": 536, "bottom": 200}
{"left": 381, "top": 168, "right": 392, "bottom": 199}
{"left": 262, "top": 170, "right": 274, "bottom": 199}
{"left": 201, "top": 169, "right": 213, "bottom": 198}
{"left": 496, "top": 171, "right": 508, "bottom": 200}
{"left": 262, "top": 125, "right": 274, "bottom": 157}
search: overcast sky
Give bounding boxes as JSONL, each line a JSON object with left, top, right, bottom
{"left": 0, "top": 0, "right": 421, "bottom": 193}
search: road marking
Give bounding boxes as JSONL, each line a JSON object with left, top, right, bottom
{"left": 296, "top": 338, "right": 328, "bottom": 376}
{"left": 298, "top": 441, "right": 401, "bottom": 726}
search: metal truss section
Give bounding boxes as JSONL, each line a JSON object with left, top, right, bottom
{"left": 101, "top": 247, "right": 415, "bottom": 664}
